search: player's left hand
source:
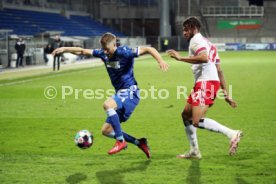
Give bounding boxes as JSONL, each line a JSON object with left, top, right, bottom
{"left": 225, "top": 97, "right": 237, "bottom": 108}
{"left": 158, "top": 60, "right": 169, "bottom": 72}
{"left": 52, "top": 48, "right": 65, "bottom": 56}
{"left": 167, "top": 49, "right": 181, "bottom": 61}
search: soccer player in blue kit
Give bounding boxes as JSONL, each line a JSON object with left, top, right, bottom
{"left": 52, "top": 32, "right": 169, "bottom": 158}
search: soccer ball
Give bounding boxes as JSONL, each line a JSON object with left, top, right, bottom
{"left": 75, "top": 130, "right": 93, "bottom": 149}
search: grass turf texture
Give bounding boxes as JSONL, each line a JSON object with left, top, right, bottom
{"left": 0, "top": 51, "right": 275, "bottom": 184}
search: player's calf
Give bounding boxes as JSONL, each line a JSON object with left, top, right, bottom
{"left": 101, "top": 123, "right": 115, "bottom": 138}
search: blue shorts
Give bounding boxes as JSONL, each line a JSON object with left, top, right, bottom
{"left": 107, "top": 85, "right": 140, "bottom": 123}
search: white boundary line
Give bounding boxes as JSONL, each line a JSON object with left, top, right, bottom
{"left": 0, "top": 53, "right": 167, "bottom": 87}
{"left": 0, "top": 66, "right": 104, "bottom": 87}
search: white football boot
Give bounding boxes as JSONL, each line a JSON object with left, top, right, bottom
{"left": 229, "top": 130, "right": 243, "bottom": 156}
{"left": 177, "top": 148, "right": 202, "bottom": 159}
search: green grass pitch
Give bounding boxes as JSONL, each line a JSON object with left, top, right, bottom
{"left": 0, "top": 51, "right": 275, "bottom": 184}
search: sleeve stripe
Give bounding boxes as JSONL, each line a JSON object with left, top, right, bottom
{"left": 137, "top": 47, "right": 140, "bottom": 56}
{"left": 195, "top": 47, "right": 207, "bottom": 55}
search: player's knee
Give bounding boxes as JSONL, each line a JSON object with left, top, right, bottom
{"left": 103, "top": 102, "right": 110, "bottom": 111}
{"left": 181, "top": 111, "right": 190, "bottom": 121}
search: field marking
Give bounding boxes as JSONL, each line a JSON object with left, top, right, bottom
{"left": 0, "top": 53, "right": 167, "bottom": 87}
{"left": 0, "top": 67, "right": 104, "bottom": 87}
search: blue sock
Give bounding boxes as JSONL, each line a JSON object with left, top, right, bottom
{"left": 106, "top": 131, "right": 139, "bottom": 145}
{"left": 123, "top": 132, "right": 139, "bottom": 145}
{"left": 106, "top": 109, "right": 124, "bottom": 141}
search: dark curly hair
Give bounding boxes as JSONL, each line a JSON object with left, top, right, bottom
{"left": 183, "top": 16, "right": 201, "bottom": 31}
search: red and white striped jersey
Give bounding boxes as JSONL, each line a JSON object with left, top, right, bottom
{"left": 189, "top": 33, "right": 220, "bottom": 82}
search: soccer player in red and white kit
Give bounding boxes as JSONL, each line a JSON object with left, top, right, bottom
{"left": 167, "top": 16, "right": 242, "bottom": 159}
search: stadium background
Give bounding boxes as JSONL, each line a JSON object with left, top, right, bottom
{"left": 0, "top": 0, "right": 276, "bottom": 184}
{"left": 0, "top": 0, "right": 275, "bottom": 68}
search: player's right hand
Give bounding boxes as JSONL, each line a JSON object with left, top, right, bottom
{"left": 158, "top": 60, "right": 169, "bottom": 72}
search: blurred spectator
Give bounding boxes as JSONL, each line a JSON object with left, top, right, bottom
{"left": 51, "top": 35, "right": 63, "bottom": 71}
{"left": 44, "top": 43, "right": 53, "bottom": 64}
{"left": 15, "top": 38, "right": 26, "bottom": 67}
{"left": 23, "top": 0, "right": 31, "bottom": 5}
{"left": 161, "top": 39, "right": 169, "bottom": 52}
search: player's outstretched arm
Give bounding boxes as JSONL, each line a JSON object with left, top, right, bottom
{"left": 167, "top": 49, "right": 208, "bottom": 64}
{"left": 216, "top": 64, "right": 237, "bottom": 108}
{"left": 52, "top": 47, "right": 92, "bottom": 56}
{"left": 139, "top": 46, "right": 168, "bottom": 72}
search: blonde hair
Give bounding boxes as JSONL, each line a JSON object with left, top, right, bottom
{"left": 100, "top": 32, "right": 116, "bottom": 47}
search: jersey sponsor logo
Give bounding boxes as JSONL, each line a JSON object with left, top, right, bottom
{"left": 106, "top": 61, "right": 120, "bottom": 69}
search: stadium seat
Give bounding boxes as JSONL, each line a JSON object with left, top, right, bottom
{"left": 0, "top": 8, "right": 125, "bottom": 37}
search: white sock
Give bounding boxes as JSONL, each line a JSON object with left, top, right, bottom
{"left": 106, "top": 108, "right": 116, "bottom": 116}
{"left": 185, "top": 126, "right": 192, "bottom": 146}
{"left": 185, "top": 123, "right": 199, "bottom": 150}
{"left": 198, "top": 118, "right": 235, "bottom": 139}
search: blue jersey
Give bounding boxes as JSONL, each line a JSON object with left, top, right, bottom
{"left": 92, "top": 46, "right": 139, "bottom": 91}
